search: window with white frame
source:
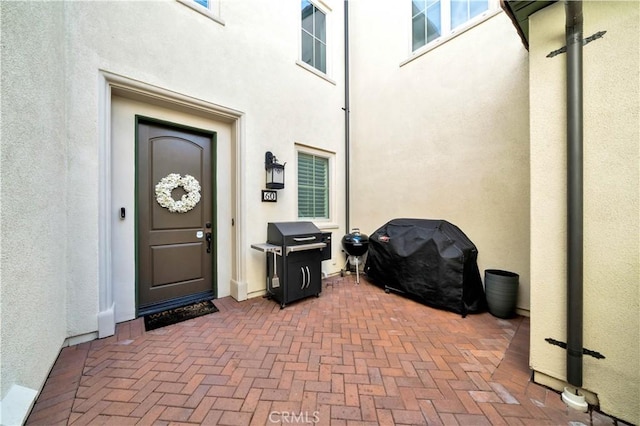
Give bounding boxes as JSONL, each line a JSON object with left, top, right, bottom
{"left": 298, "top": 150, "right": 330, "bottom": 220}
{"left": 412, "top": 0, "right": 491, "bottom": 51}
{"left": 301, "top": 0, "right": 327, "bottom": 73}
{"left": 177, "top": 0, "right": 223, "bottom": 24}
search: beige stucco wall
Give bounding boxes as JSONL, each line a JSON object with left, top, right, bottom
{"left": 0, "top": 0, "right": 69, "bottom": 408}
{"left": 1, "top": 0, "right": 347, "bottom": 419}
{"left": 529, "top": 2, "right": 639, "bottom": 424}
{"left": 64, "top": 0, "right": 346, "bottom": 321}
{"left": 349, "top": 3, "right": 531, "bottom": 311}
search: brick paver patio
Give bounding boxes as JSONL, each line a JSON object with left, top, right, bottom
{"left": 26, "top": 275, "right": 619, "bottom": 425}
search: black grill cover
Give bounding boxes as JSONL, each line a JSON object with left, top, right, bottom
{"left": 364, "top": 218, "right": 487, "bottom": 316}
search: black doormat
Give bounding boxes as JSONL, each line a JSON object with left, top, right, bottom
{"left": 144, "top": 300, "right": 219, "bottom": 331}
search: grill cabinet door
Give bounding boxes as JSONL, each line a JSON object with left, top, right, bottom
{"left": 285, "top": 251, "right": 322, "bottom": 304}
{"left": 286, "top": 256, "right": 307, "bottom": 303}
{"left": 304, "top": 251, "right": 323, "bottom": 297}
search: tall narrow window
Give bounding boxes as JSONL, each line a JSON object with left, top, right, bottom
{"left": 412, "top": 0, "right": 441, "bottom": 50}
{"left": 298, "top": 152, "right": 329, "bottom": 219}
{"left": 301, "top": 0, "right": 327, "bottom": 73}
{"left": 412, "top": 0, "right": 490, "bottom": 52}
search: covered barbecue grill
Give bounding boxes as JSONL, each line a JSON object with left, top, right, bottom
{"left": 252, "top": 221, "right": 327, "bottom": 308}
{"left": 364, "top": 218, "right": 487, "bottom": 316}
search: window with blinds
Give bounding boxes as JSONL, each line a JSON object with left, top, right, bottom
{"left": 298, "top": 152, "right": 329, "bottom": 219}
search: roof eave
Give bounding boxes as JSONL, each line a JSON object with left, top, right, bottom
{"left": 501, "top": 0, "right": 557, "bottom": 50}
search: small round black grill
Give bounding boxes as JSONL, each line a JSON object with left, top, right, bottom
{"left": 341, "top": 228, "right": 369, "bottom": 284}
{"left": 341, "top": 229, "right": 369, "bottom": 256}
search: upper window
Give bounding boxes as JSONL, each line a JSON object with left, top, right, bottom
{"left": 412, "top": 0, "right": 489, "bottom": 51}
{"left": 301, "top": 0, "right": 327, "bottom": 73}
{"left": 176, "top": 0, "right": 223, "bottom": 25}
{"left": 298, "top": 151, "right": 330, "bottom": 220}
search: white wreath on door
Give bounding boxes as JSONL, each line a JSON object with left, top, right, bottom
{"left": 155, "top": 173, "right": 201, "bottom": 213}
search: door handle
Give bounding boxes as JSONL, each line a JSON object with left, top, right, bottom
{"left": 205, "top": 232, "right": 212, "bottom": 253}
{"left": 304, "top": 266, "right": 311, "bottom": 288}
{"left": 301, "top": 266, "right": 306, "bottom": 289}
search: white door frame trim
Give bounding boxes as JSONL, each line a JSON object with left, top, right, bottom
{"left": 97, "top": 70, "right": 248, "bottom": 338}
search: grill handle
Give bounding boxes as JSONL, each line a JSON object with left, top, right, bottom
{"left": 305, "top": 266, "right": 311, "bottom": 288}
{"left": 286, "top": 242, "right": 326, "bottom": 255}
{"left": 293, "top": 236, "right": 317, "bottom": 242}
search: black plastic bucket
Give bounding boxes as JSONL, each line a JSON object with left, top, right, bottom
{"left": 484, "top": 269, "right": 519, "bottom": 319}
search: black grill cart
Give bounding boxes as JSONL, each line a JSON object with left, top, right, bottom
{"left": 252, "top": 222, "right": 327, "bottom": 308}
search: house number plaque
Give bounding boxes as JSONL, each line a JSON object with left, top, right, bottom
{"left": 262, "top": 190, "right": 277, "bottom": 202}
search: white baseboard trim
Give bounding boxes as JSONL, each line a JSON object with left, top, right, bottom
{"left": 97, "top": 303, "right": 115, "bottom": 338}
{"left": 63, "top": 331, "right": 99, "bottom": 347}
{"left": 0, "top": 384, "right": 38, "bottom": 426}
{"left": 230, "top": 279, "right": 248, "bottom": 301}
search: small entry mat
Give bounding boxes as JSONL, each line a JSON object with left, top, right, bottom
{"left": 144, "top": 300, "right": 219, "bottom": 331}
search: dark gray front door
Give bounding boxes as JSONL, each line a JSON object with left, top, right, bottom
{"left": 137, "top": 118, "right": 216, "bottom": 314}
